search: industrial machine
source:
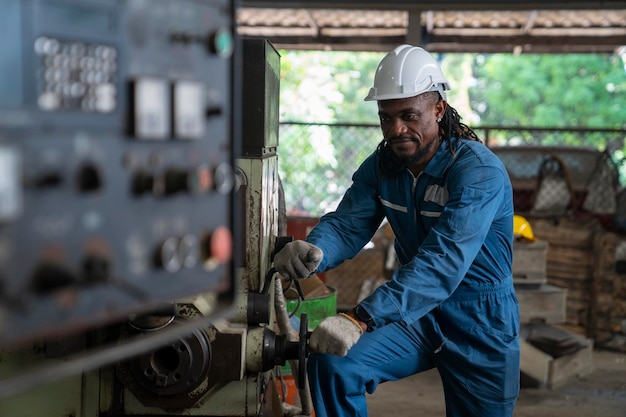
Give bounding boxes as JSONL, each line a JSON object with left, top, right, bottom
{"left": 0, "top": 0, "right": 237, "bottom": 348}
{"left": 0, "top": 0, "right": 311, "bottom": 414}
{"left": 100, "top": 38, "right": 311, "bottom": 417}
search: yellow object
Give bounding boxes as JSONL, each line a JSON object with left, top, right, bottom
{"left": 514, "top": 215, "right": 536, "bottom": 241}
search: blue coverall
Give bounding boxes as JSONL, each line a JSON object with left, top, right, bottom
{"left": 305, "top": 137, "right": 520, "bottom": 417}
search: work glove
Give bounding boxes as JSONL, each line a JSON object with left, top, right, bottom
{"left": 309, "top": 313, "right": 364, "bottom": 357}
{"left": 274, "top": 240, "right": 323, "bottom": 280}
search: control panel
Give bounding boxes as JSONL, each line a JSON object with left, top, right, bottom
{"left": 0, "top": 0, "right": 238, "bottom": 346}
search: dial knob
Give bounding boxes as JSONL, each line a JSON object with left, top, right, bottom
{"left": 76, "top": 163, "right": 102, "bottom": 192}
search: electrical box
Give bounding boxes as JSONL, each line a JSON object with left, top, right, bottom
{"left": 0, "top": 0, "right": 238, "bottom": 347}
{"left": 241, "top": 38, "right": 281, "bottom": 157}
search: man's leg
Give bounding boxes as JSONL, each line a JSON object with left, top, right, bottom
{"left": 307, "top": 317, "right": 440, "bottom": 417}
{"left": 434, "top": 290, "right": 520, "bottom": 417}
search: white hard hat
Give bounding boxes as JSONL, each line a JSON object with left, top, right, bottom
{"left": 364, "top": 44, "right": 450, "bottom": 101}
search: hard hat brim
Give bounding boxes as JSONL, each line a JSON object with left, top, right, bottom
{"left": 364, "top": 83, "right": 449, "bottom": 102}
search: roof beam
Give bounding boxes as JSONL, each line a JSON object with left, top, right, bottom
{"left": 241, "top": 1, "right": 626, "bottom": 11}
{"left": 521, "top": 10, "right": 538, "bottom": 34}
{"left": 237, "top": 6, "right": 626, "bottom": 53}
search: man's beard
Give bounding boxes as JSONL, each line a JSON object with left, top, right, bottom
{"left": 377, "top": 137, "right": 437, "bottom": 174}
{"left": 390, "top": 138, "right": 433, "bottom": 166}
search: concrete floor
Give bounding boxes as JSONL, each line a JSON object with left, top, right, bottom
{"left": 366, "top": 348, "right": 626, "bottom": 417}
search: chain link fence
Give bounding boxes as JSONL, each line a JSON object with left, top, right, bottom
{"left": 278, "top": 122, "right": 626, "bottom": 227}
{"left": 278, "top": 122, "right": 381, "bottom": 217}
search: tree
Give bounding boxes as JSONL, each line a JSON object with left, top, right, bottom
{"left": 277, "top": 50, "right": 626, "bottom": 215}
{"left": 471, "top": 53, "right": 626, "bottom": 147}
{"left": 278, "top": 50, "right": 384, "bottom": 215}
{"left": 279, "top": 50, "right": 383, "bottom": 124}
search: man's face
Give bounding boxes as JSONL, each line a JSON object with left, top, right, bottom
{"left": 378, "top": 92, "right": 446, "bottom": 172}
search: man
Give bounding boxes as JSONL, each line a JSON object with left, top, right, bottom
{"left": 274, "top": 44, "right": 519, "bottom": 417}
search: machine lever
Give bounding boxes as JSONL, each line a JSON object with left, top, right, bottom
{"left": 292, "top": 278, "right": 306, "bottom": 301}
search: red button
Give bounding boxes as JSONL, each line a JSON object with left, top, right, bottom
{"left": 209, "top": 226, "right": 232, "bottom": 264}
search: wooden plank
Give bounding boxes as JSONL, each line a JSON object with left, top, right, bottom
{"left": 588, "top": 231, "right": 603, "bottom": 338}
{"left": 531, "top": 218, "right": 594, "bottom": 248}
{"left": 516, "top": 284, "right": 567, "bottom": 323}
{"left": 547, "top": 265, "right": 591, "bottom": 281}
{"left": 546, "top": 277, "right": 589, "bottom": 291}
{"left": 547, "top": 247, "right": 592, "bottom": 264}
{"left": 548, "top": 340, "right": 594, "bottom": 389}
{"left": 520, "top": 327, "right": 594, "bottom": 390}
{"left": 519, "top": 338, "right": 551, "bottom": 387}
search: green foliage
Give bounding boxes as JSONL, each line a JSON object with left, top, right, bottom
{"left": 278, "top": 50, "right": 385, "bottom": 215}
{"left": 278, "top": 49, "right": 383, "bottom": 124}
{"left": 278, "top": 123, "right": 383, "bottom": 216}
{"left": 278, "top": 49, "right": 626, "bottom": 215}
{"left": 471, "top": 53, "right": 626, "bottom": 146}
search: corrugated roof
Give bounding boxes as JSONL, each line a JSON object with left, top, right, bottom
{"left": 237, "top": 8, "right": 626, "bottom": 53}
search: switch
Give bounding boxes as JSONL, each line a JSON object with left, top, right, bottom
{"left": 205, "top": 106, "right": 222, "bottom": 118}
{"left": 173, "top": 81, "right": 204, "bottom": 140}
{"left": 201, "top": 226, "right": 232, "bottom": 271}
{"left": 33, "top": 172, "right": 63, "bottom": 189}
{"left": 163, "top": 165, "right": 213, "bottom": 195}
{"left": 178, "top": 234, "right": 200, "bottom": 269}
{"left": 30, "top": 262, "right": 78, "bottom": 295}
{"left": 169, "top": 29, "right": 233, "bottom": 59}
{"left": 130, "top": 78, "right": 171, "bottom": 140}
{"left": 76, "top": 163, "right": 102, "bottom": 192}
{"left": 193, "top": 164, "right": 214, "bottom": 194}
{"left": 156, "top": 237, "right": 181, "bottom": 273}
{"left": 0, "top": 147, "right": 22, "bottom": 221}
{"left": 213, "top": 163, "right": 234, "bottom": 195}
{"left": 207, "top": 28, "right": 233, "bottom": 58}
{"left": 163, "top": 168, "right": 189, "bottom": 195}
{"left": 82, "top": 254, "right": 111, "bottom": 284}
{"left": 131, "top": 170, "right": 155, "bottom": 196}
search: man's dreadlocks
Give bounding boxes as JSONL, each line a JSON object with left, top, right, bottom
{"left": 440, "top": 101, "right": 482, "bottom": 148}
{"left": 377, "top": 92, "right": 481, "bottom": 176}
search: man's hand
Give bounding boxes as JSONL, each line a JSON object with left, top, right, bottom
{"left": 274, "top": 240, "right": 323, "bottom": 280}
{"left": 309, "top": 313, "right": 364, "bottom": 357}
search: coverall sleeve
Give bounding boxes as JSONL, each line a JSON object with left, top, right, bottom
{"left": 359, "top": 158, "right": 511, "bottom": 329}
{"left": 305, "top": 155, "right": 386, "bottom": 272}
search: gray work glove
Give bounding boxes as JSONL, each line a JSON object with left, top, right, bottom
{"left": 274, "top": 240, "right": 323, "bottom": 280}
{"left": 309, "top": 313, "right": 363, "bottom": 357}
